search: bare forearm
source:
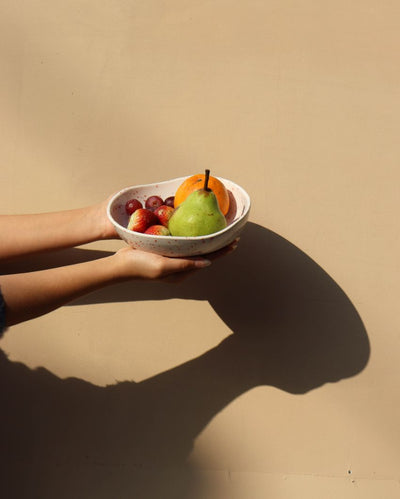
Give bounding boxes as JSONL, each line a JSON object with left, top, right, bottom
{"left": 0, "top": 256, "right": 121, "bottom": 326}
{"left": 0, "top": 203, "right": 113, "bottom": 260}
{"left": 0, "top": 246, "right": 214, "bottom": 328}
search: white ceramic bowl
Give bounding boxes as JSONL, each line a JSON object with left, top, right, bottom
{"left": 107, "top": 176, "right": 251, "bottom": 257}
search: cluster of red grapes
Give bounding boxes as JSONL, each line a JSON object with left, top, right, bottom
{"left": 125, "top": 195, "right": 175, "bottom": 235}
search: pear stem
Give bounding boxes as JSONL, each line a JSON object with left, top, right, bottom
{"left": 204, "top": 169, "right": 211, "bottom": 191}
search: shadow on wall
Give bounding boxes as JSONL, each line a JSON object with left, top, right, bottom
{"left": 0, "top": 222, "right": 370, "bottom": 498}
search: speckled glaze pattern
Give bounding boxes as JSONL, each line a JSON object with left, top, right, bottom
{"left": 107, "top": 176, "right": 251, "bottom": 257}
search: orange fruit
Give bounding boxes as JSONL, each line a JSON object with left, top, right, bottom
{"left": 174, "top": 173, "right": 230, "bottom": 215}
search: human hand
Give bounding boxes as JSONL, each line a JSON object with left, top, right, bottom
{"left": 113, "top": 247, "right": 211, "bottom": 280}
{"left": 113, "top": 239, "right": 239, "bottom": 280}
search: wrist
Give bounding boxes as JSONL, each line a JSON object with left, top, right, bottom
{"left": 107, "top": 252, "right": 131, "bottom": 282}
{"left": 89, "top": 201, "right": 119, "bottom": 241}
{"left": 75, "top": 254, "right": 125, "bottom": 290}
{"left": 83, "top": 204, "right": 104, "bottom": 241}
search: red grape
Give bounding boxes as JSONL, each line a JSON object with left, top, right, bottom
{"left": 145, "top": 195, "right": 163, "bottom": 211}
{"left": 163, "top": 196, "right": 175, "bottom": 208}
{"left": 125, "top": 198, "right": 143, "bottom": 215}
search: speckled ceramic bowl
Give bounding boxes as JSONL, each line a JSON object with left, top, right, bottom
{"left": 107, "top": 176, "right": 251, "bottom": 257}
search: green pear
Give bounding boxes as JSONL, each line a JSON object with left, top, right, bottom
{"left": 169, "top": 170, "right": 227, "bottom": 237}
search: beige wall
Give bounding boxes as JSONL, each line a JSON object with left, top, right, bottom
{"left": 1, "top": 1, "right": 399, "bottom": 497}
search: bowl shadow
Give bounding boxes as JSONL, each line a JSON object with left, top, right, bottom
{"left": 0, "top": 222, "right": 370, "bottom": 498}
{"left": 73, "top": 221, "right": 370, "bottom": 394}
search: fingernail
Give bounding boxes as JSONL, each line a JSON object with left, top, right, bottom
{"left": 230, "top": 240, "right": 239, "bottom": 251}
{"left": 195, "top": 259, "right": 212, "bottom": 268}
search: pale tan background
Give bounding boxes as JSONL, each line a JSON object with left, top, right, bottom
{"left": 1, "top": 1, "right": 399, "bottom": 498}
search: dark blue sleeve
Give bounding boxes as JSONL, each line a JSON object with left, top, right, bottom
{"left": 0, "top": 288, "right": 6, "bottom": 338}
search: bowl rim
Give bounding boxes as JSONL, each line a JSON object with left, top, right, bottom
{"left": 107, "top": 176, "right": 251, "bottom": 241}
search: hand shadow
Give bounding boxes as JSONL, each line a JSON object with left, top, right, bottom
{"left": 0, "top": 222, "right": 370, "bottom": 498}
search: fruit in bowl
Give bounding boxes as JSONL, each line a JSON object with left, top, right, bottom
{"left": 174, "top": 172, "right": 230, "bottom": 215}
{"left": 168, "top": 170, "right": 227, "bottom": 237}
{"left": 154, "top": 205, "right": 175, "bottom": 228}
{"left": 127, "top": 208, "right": 158, "bottom": 233}
{"left": 107, "top": 172, "right": 250, "bottom": 257}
